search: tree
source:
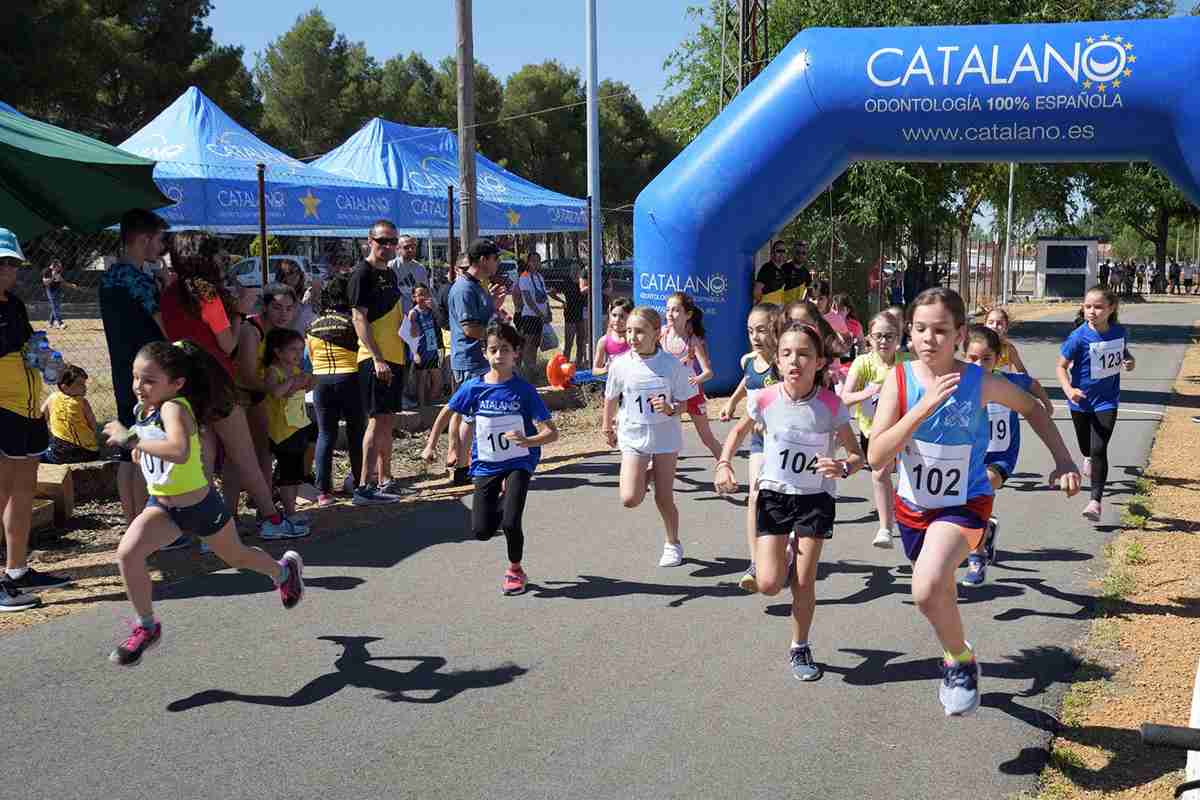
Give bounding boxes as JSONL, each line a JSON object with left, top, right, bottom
{"left": 501, "top": 62, "right": 587, "bottom": 196}
{"left": 254, "top": 9, "right": 379, "bottom": 157}
{"left": 1086, "top": 164, "right": 1196, "bottom": 270}
{"left": 0, "top": 0, "right": 261, "bottom": 143}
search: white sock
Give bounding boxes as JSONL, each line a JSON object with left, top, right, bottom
{"left": 792, "top": 640, "right": 808, "bottom": 650}
{"left": 6, "top": 566, "right": 28, "bottom": 580}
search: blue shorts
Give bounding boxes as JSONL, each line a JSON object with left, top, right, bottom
{"left": 453, "top": 365, "right": 488, "bottom": 385}
{"left": 896, "top": 496, "right": 992, "bottom": 563}
{"left": 749, "top": 432, "right": 764, "bottom": 455}
{"left": 147, "top": 488, "right": 232, "bottom": 538}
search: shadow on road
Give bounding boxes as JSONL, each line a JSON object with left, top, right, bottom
{"left": 528, "top": 574, "right": 745, "bottom": 607}
{"left": 167, "top": 636, "right": 527, "bottom": 712}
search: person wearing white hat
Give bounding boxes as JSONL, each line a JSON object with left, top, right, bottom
{"left": 0, "top": 228, "right": 72, "bottom": 612}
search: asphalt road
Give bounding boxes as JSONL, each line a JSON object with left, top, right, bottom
{"left": 1, "top": 300, "right": 1194, "bottom": 800}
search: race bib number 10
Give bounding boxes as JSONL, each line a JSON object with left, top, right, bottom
{"left": 898, "top": 440, "right": 970, "bottom": 508}
{"left": 475, "top": 414, "right": 530, "bottom": 462}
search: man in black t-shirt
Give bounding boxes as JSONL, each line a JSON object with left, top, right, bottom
{"left": 781, "top": 240, "right": 812, "bottom": 301}
{"left": 754, "top": 241, "right": 790, "bottom": 304}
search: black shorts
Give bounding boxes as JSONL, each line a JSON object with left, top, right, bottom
{"left": 43, "top": 434, "right": 100, "bottom": 465}
{"left": 0, "top": 408, "right": 49, "bottom": 459}
{"left": 147, "top": 488, "right": 232, "bottom": 538}
{"left": 755, "top": 489, "right": 835, "bottom": 539}
{"left": 413, "top": 352, "right": 441, "bottom": 371}
{"left": 358, "top": 358, "right": 404, "bottom": 416}
{"left": 270, "top": 427, "right": 313, "bottom": 486}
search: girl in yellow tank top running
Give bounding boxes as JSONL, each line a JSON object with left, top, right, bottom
{"left": 985, "top": 308, "right": 1028, "bottom": 373}
{"left": 101, "top": 340, "right": 307, "bottom": 667}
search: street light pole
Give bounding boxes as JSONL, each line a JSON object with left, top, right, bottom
{"left": 586, "top": 0, "right": 603, "bottom": 353}
{"left": 455, "top": 0, "right": 478, "bottom": 251}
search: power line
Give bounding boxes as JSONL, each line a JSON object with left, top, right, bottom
{"left": 296, "top": 88, "right": 635, "bottom": 163}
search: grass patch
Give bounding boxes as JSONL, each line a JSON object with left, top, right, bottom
{"left": 1100, "top": 568, "right": 1137, "bottom": 600}
{"left": 1122, "top": 540, "right": 1148, "bottom": 566}
{"left": 1133, "top": 475, "right": 1155, "bottom": 495}
{"left": 1091, "top": 616, "right": 1121, "bottom": 648}
{"left": 1121, "top": 495, "right": 1154, "bottom": 529}
{"left": 1050, "top": 746, "right": 1086, "bottom": 770}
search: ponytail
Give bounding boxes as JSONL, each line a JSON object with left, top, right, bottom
{"left": 137, "top": 339, "right": 234, "bottom": 424}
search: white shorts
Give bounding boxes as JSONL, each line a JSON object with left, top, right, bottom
{"left": 616, "top": 417, "right": 682, "bottom": 455}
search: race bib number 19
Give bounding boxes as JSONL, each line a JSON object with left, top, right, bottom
{"left": 986, "top": 404, "right": 1011, "bottom": 453}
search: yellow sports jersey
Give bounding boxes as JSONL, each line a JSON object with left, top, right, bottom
{"left": 264, "top": 365, "right": 310, "bottom": 444}
{"left": 0, "top": 352, "right": 41, "bottom": 418}
{"left": 845, "top": 350, "right": 913, "bottom": 435}
{"left": 48, "top": 393, "right": 96, "bottom": 449}
{"left": 348, "top": 262, "right": 407, "bottom": 365}
{"left": 307, "top": 312, "right": 359, "bottom": 376}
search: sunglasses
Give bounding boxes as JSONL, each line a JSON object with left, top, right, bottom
{"left": 371, "top": 237, "right": 399, "bottom": 247}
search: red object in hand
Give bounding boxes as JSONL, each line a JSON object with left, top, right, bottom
{"left": 546, "top": 353, "right": 577, "bottom": 389}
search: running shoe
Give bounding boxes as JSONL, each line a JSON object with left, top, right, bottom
{"left": 109, "top": 622, "right": 162, "bottom": 666}
{"left": 278, "top": 551, "right": 304, "bottom": 609}
{"left": 341, "top": 473, "right": 357, "bottom": 495}
{"left": 9, "top": 566, "right": 73, "bottom": 592}
{"left": 984, "top": 517, "right": 1000, "bottom": 565}
{"left": 160, "top": 534, "right": 191, "bottom": 552}
{"left": 451, "top": 467, "right": 471, "bottom": 487}
{"left": 288, "top": 512, "right": 313, "bottom": 526}
{"left": 658, "top": 542, "right": 684, "bottom": 567}
{"left": 1081, "top": 499, "right": 1102, "bottom": 523}
{"left": 378, "top": 478, "right": 413, "bottom": 498}
{"left": 352, "top": 484, "right": 400, "bottom": 506}
{"left": 502, "top": 566, "right": 527, "bottom": 596}
{"left": 0, "top": 579, "right": 39, "bottom": 612}
{"left": 789, "top": 645, "right": 823, "bottom": 682}
{"left": 739, "top": 562, "right": 758, "bottom": 593}
{"left": 317, "top": 493, "right": 337, "bottom": 508}
{"left": 939, "top": 645, "right": 981, "bottom": 717}
{"left": 872, "top": 527, "right": 894, "bottom": 548}
{"left": 960, "top": 554, "right": 986, "bottom": 587}
{"left": 260, "top": 517, "right": 309, "bottom": 540}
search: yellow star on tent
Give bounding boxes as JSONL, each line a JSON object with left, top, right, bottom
{"left": 505, "top": 208, "right": 521, "bottom": 227}
{"left": 1123, "top": 68, "right": 1133, "bottom": 77}
{"left": 1098, "top": 83, "right": 1107, "bottom": 93}
{"left": 1114, "top": 35, "right": 1123, "bottom": 42}
{"left": 1083, "top": 80, "right": 1093, "bottom": 89}
{"left": 1112, "top": 79, "right": 1122, "bottom": 88}
{"left": 300, "top": 189, "right": 321, "bottom": 219}
{"left": 1129, "top": 55, "right": 1137, "bottom": 63}
{"left": 1125, "top": 42, "right": 1134, "bottom": 50}
{"left": 1086, "top": 36, "right": 1095, "bottom": 44}
{"left": 1101, "top": 33, "right": 1110, "bottom": 40}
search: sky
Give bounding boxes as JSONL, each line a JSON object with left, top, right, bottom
{"left": 207, "top": 1, "right": 702, "bottom": 108}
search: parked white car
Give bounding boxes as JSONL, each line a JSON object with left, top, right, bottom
{"left": 230, "top": 256, "right": 322, "bottom": 288}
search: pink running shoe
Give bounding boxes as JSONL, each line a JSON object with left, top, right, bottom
{"left": 278, "top": 551, "right": 305, "bottom": 609}
{"left": 1081, "top": 499, "right": 1102, "bottom": 523}
{"left": 110, "top": 622, "right": 162, "bottom": 666}
{"left": 317, "top": 493, "right": 337, "bottom": 508}
{"left": 502, "top": 567, "right": 527, "bottom": 596}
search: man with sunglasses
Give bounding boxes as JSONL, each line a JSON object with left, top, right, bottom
{"left": 754, "top": 240, "right": 791, "bottom": 305}
{"left": 783, "top": 240, "right": 812, "bottom": 302}
{"left": 348, "top": 220, "right": 410, "bottom": 504}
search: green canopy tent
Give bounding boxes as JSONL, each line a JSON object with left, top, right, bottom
{"left": 0, "top": 107, "right": 169, "bottom": 241}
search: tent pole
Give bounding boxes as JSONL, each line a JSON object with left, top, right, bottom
{"left": 586, "top": 0, "right": 604, "bottom": 365}
{"left": 256, "top": 163, "right": 269, "bottom": 287}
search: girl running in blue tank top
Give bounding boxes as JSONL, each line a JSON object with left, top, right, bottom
{"left": 869, "top": 289, "right": 1081, "bottom": 717}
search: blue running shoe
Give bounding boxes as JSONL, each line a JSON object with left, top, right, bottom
{"left": 789, "top": 645, "right": 823, "bottom": 682}
{"left": 960, "top": 554, "right": 986, "bottom": 587}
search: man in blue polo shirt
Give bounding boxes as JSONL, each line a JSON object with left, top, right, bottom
{"left": 446, "top": 239, "right": 506, "bottom": 484}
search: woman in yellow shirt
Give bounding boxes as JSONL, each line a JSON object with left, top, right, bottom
{"left": 42, "top": 364, "right": 100, "bottom": 463}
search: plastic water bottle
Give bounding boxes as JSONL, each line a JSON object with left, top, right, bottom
{"left": 43, "top": 352, "right": 65, "bottom": 384}
{"left": 23, "top": 331, "right": 49, "bottom": 370}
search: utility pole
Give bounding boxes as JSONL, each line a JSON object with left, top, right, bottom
{"left": 585, "top": 0, "right": 603, "bottom": 362}
{"left": 455, "top": 0, "right": 478, "bottom": 252}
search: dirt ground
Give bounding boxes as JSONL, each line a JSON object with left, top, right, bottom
{"left": 1030, "top": 318, "right": 1200, "bottom": 800}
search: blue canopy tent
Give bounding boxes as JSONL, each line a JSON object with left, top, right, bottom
{"left": 312, "top": 118, "right": 587, "bottom": 234}
{"left": 0, "top": 101, "right": 25, "bottom": 117}
{"left": 119, "top": 87, "right": 403, "bottom": 235}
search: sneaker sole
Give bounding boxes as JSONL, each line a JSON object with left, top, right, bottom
{"left": 110, "top": 635, "right": 160, "bottom": 667}
{"left": 793, "top": 669, "right": 823, "bottom": 682}
{"left": 0, "top": 598, "right": 42, "bottom": 612}
{"left": 351, "top": 497, "right": 400, "bottom": 506}
{"left": 739, "top": 574, "right": 759, "bottom": 593}
{"left": 14, "top": 579, "right": 74, "bottom": 593}
{"left": 281, "top": 551, "right": 304, "bottom": 609}
{"left": 1081, "top": 509, "right": 1101, "bottom": 523}
{"left": 260, "top": 529, "right": 310, "bottom": 540}
{"left": 503, "top": 584, "right": 527, "bottom": 596}
{"left": 872, "top": 537, "right": 893, "bottom": 549}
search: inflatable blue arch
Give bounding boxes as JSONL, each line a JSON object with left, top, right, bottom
{"left": 634, "top": 18, "right": 1200, "bottom": 392}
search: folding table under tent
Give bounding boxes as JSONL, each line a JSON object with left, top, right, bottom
{"left": 119, "top": 87, "right": 405, "bottom": 235}
{"left": 311, "top": 117, "right": 587, "bottom": 236}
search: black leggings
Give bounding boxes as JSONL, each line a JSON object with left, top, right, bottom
{"left": 471, "top": 469, "right": 532, "bottom": 563}
{"left": 1071, "top": 409, "right": 1118, "bottom": 501}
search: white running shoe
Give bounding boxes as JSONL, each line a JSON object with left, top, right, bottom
{"left": 658, "top": 542, "right": 684, "bottom": 567}
{"left": 872, "top": 528, "right": 894, "bottom": 548}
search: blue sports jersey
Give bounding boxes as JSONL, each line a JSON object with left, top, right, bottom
{"left": 984, "top": 371, "right": 1034, "bottom": 473}
{"left": 895, "top": 361, "right": 993, "bottom": 512}
{"left": 1060, "top": 323, "right": 1127, "bottom": 413}
{"left": 742, "top": 354, "right": 778, "bottom": 451}
{"left": 448, "top": 375, "right": 551, "bottom": 477}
